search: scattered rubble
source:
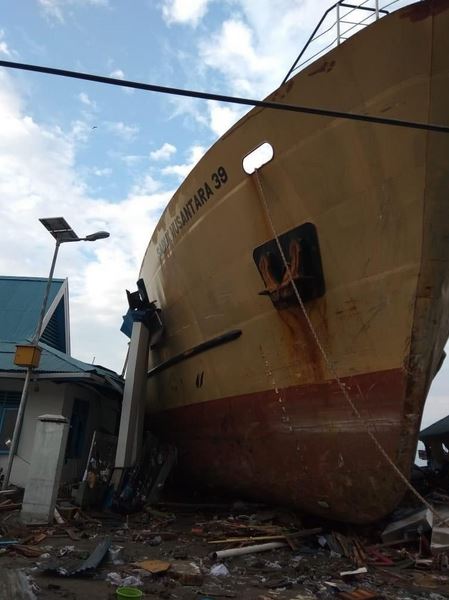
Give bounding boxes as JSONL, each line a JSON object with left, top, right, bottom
{"left": 1, "top": 484, "right": 449, "bottom": 599}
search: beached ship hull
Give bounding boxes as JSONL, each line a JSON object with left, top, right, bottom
{"left": 139, "top": 0, "right": 449, "bottom": 523}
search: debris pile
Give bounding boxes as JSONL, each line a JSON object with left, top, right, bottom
{"left": 1, "top": 490, "right": 449, "bottom": 598}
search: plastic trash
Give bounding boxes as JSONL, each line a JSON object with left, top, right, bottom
{"left": 122, "top": 576, "right": 143, "bottom": 587}
{"left": 57, "top": 545, "right": 75, "bottom": 557}
{"left": 265, "top": 560, "right": 282, "bottom": 570}
{"left": 106, "top": 573, "right": 143, "bottom": 588}
{"left": 106, "top": 572, "right": 124, "bottom": 586}
{"left": 109, "top": 546, "right": 124, "bottom": 565}
{"left": 210, "top": 563, "right": 230, "bottom": 577}
{"left": 148, "top": 535, "right": 162, "bottom": 546}
{"left": 317, "top": 535, "right": 328, "bottom": 547}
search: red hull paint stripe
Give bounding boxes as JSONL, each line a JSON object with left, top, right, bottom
{"left": 150, "top": 368, "right": 410, "bottom": 523}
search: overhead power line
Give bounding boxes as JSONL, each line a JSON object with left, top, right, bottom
{"left": 0, "top": 59, "right": 448, "bottom": 134}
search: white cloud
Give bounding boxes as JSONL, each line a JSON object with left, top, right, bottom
{"left": 105, "top": 121, "right": 139, "bottom": 141}
{"left": 92, "top": 167, "right": 112, "bottom": 177}
{"left": 167, "top": 96, "right": 243, "bottom": 142}
{"left": 0, "top": 70, "right": 164, "bottom": 371}
{"left": 207, "top": 102, "right": 244, "bottom": 137}
{"left": 107, "top": 68, "right": 134, "bottom": 95}
{"left": 0, "top": 30, "right": 12, "bottom": 57}
{"left": 162, "top": 145, "right": 206, "bottom": 179}
{"left": 168, "top": 96, "right": 209, "bottom": 129}
{"left": 150, "top": 142, "right": 176, "bottom": 161}
{"left": 73, "top": 191, "right": 171, "bottom": 318}
{"left": 163, "top": 1, "right": 332, "bottom": 136}
{"left": 109, "top": 69, "right": 125, "bottom": 80}
{"left": 200, "top": 19, "right": 270, "bottom": 95}
{"left": 38, "top": 0, "right": 109, "bottom": 23}
{"left": 162, "top": 0, "right": 212, "bottom": 26}
{"left": 78, "top": 92, "right": 96, "bottom": 110}
{"left": 70, "top": 119, "right": 93, "bottom": 143}
{"left": 132, "top": 174, "right": 162, "bottom": 195}
{"left": 121, "top": 154, "right": 145, "bottom": 167}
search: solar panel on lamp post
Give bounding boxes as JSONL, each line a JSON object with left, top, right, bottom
{"left": 1, "top": 218, "right": 110, "bottom": 491}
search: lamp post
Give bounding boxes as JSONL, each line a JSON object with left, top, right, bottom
{"left": 1, "top": 217, "right": 110, "bottom": 490}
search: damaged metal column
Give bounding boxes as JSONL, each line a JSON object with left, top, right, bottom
{"left": 114, "top": 279, "right": 162, "bottom": 478}
{"left": 114, "top": 320, "right": 150, "bottom": 469}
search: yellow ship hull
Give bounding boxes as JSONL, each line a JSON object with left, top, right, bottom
{"left": 139, "top": 0, "right": 449, "bottom": 523}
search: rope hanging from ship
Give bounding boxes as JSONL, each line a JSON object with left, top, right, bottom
{"left": 251, "top": 168, "right": 449, "bottom": 528}
{"left": 0, "top": 59, "right": 449, "bottom": 134}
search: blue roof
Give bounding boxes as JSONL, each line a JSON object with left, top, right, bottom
{"left": 0, "top": 276, "right": 123, "bottom": 393}
{"left": 0, "top": 340, "right": 123, "bottom": 390}
{"left": 0, "top": 276, "right": 64, "bottom": 344}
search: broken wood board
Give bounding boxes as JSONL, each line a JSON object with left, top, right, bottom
{"left": 0, "top": 503, "right": 21, "bottom": 512}
{"left": 134, "top": 559, "right": 171, "bottom": 574}
{"left": 170, "top": 560, "right": 203, "bottom": 586}
{"left": 208, "top": 527, "right": 321, "bottom": 544}
{"left": 338, "top": 589, "right": 381, "bottom": 600}
{"left": 12, "top": 545, "right": 44, "bottom": 558}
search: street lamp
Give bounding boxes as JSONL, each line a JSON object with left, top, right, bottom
{"left": 1, "top": 217, "right": 110, "bottom": 490}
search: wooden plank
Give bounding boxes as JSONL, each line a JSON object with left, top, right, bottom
{"left": 134, "top": 559, "right": 171, "bottom": 574}
{"left": 208, "top": 534, "right": 288, "bottom": 544}
{"left": 0, "top": 503, "right": 21, "bottom": 511}
{"left": 208, "top": 527, "right": 322, "bottom": 544}
{"left": 0, "top": 489, "right": 19, "bottom": 497}
{"left": 12, "top": 545, "right": 43, "bottom": 558}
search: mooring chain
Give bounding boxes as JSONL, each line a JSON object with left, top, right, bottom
{"left": 252, "top": 168, "right": 447, "bottom": 525}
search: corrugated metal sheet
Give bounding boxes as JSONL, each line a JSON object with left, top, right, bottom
{"left": 41, "top": 536, "right": 112, "bottom": 576}
{"left": 0, "top": 340, "right": 122, "bottom": 383}
{"left": 0, "top": 276, "right": 123, "bottom": 392}
{"left": 0, "top": 276, "right": 64, "bottom": 343}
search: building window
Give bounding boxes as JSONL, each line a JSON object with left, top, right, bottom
{"left": 0, "top": 391, "right": 20, "bottom": 454}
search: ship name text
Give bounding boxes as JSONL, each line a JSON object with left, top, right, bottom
{"left": 156, "top": 166, "right": 228, "bottom": 257}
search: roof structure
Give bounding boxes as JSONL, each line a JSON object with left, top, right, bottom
{"left": 0, "top": 276, "right": 123, "bottom": 394}
{"left": 420, "top": 415, "right": 449, "bottom": 440}
{"left": 0, "top": 276, "right": 69, "bottom": 352}
{"left": 0, "top": 340, "right": 123, "bottom": 393}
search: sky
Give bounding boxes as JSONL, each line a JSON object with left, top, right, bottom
{"left": 0, "top": 0, "right": 446, "bottom": 431}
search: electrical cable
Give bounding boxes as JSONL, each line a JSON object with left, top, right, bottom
{"left": 0, "top": 59, "right": 448, "bottom": 134}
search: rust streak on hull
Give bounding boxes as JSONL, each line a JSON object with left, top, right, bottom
{"left": 137, "top": 1, "right": 449, "bottom": 523}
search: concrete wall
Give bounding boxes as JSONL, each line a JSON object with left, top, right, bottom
{"left": 0, "top": 377, "right": 121, "bottom": 489}
{"left": 21, "top": 415, "right": 69, "bottom": 524}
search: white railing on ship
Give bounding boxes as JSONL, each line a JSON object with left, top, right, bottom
{"left": 282, "top": 0, "right": 423, "bottom": 84}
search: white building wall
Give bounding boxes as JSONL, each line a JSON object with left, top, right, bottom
{"left": 0, "top": 377, "right": 120, "bottom": 489}
{"left": 0, "top": 379, "right": 65, "bottom": 488}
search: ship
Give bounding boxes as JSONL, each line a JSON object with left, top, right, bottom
{"left": 133, "top": 0, "right": 449, "bottom": 523}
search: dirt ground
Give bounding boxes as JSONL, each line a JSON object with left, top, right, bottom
{"left": 2, "top": 498, "right": 449, "bottom": 600}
